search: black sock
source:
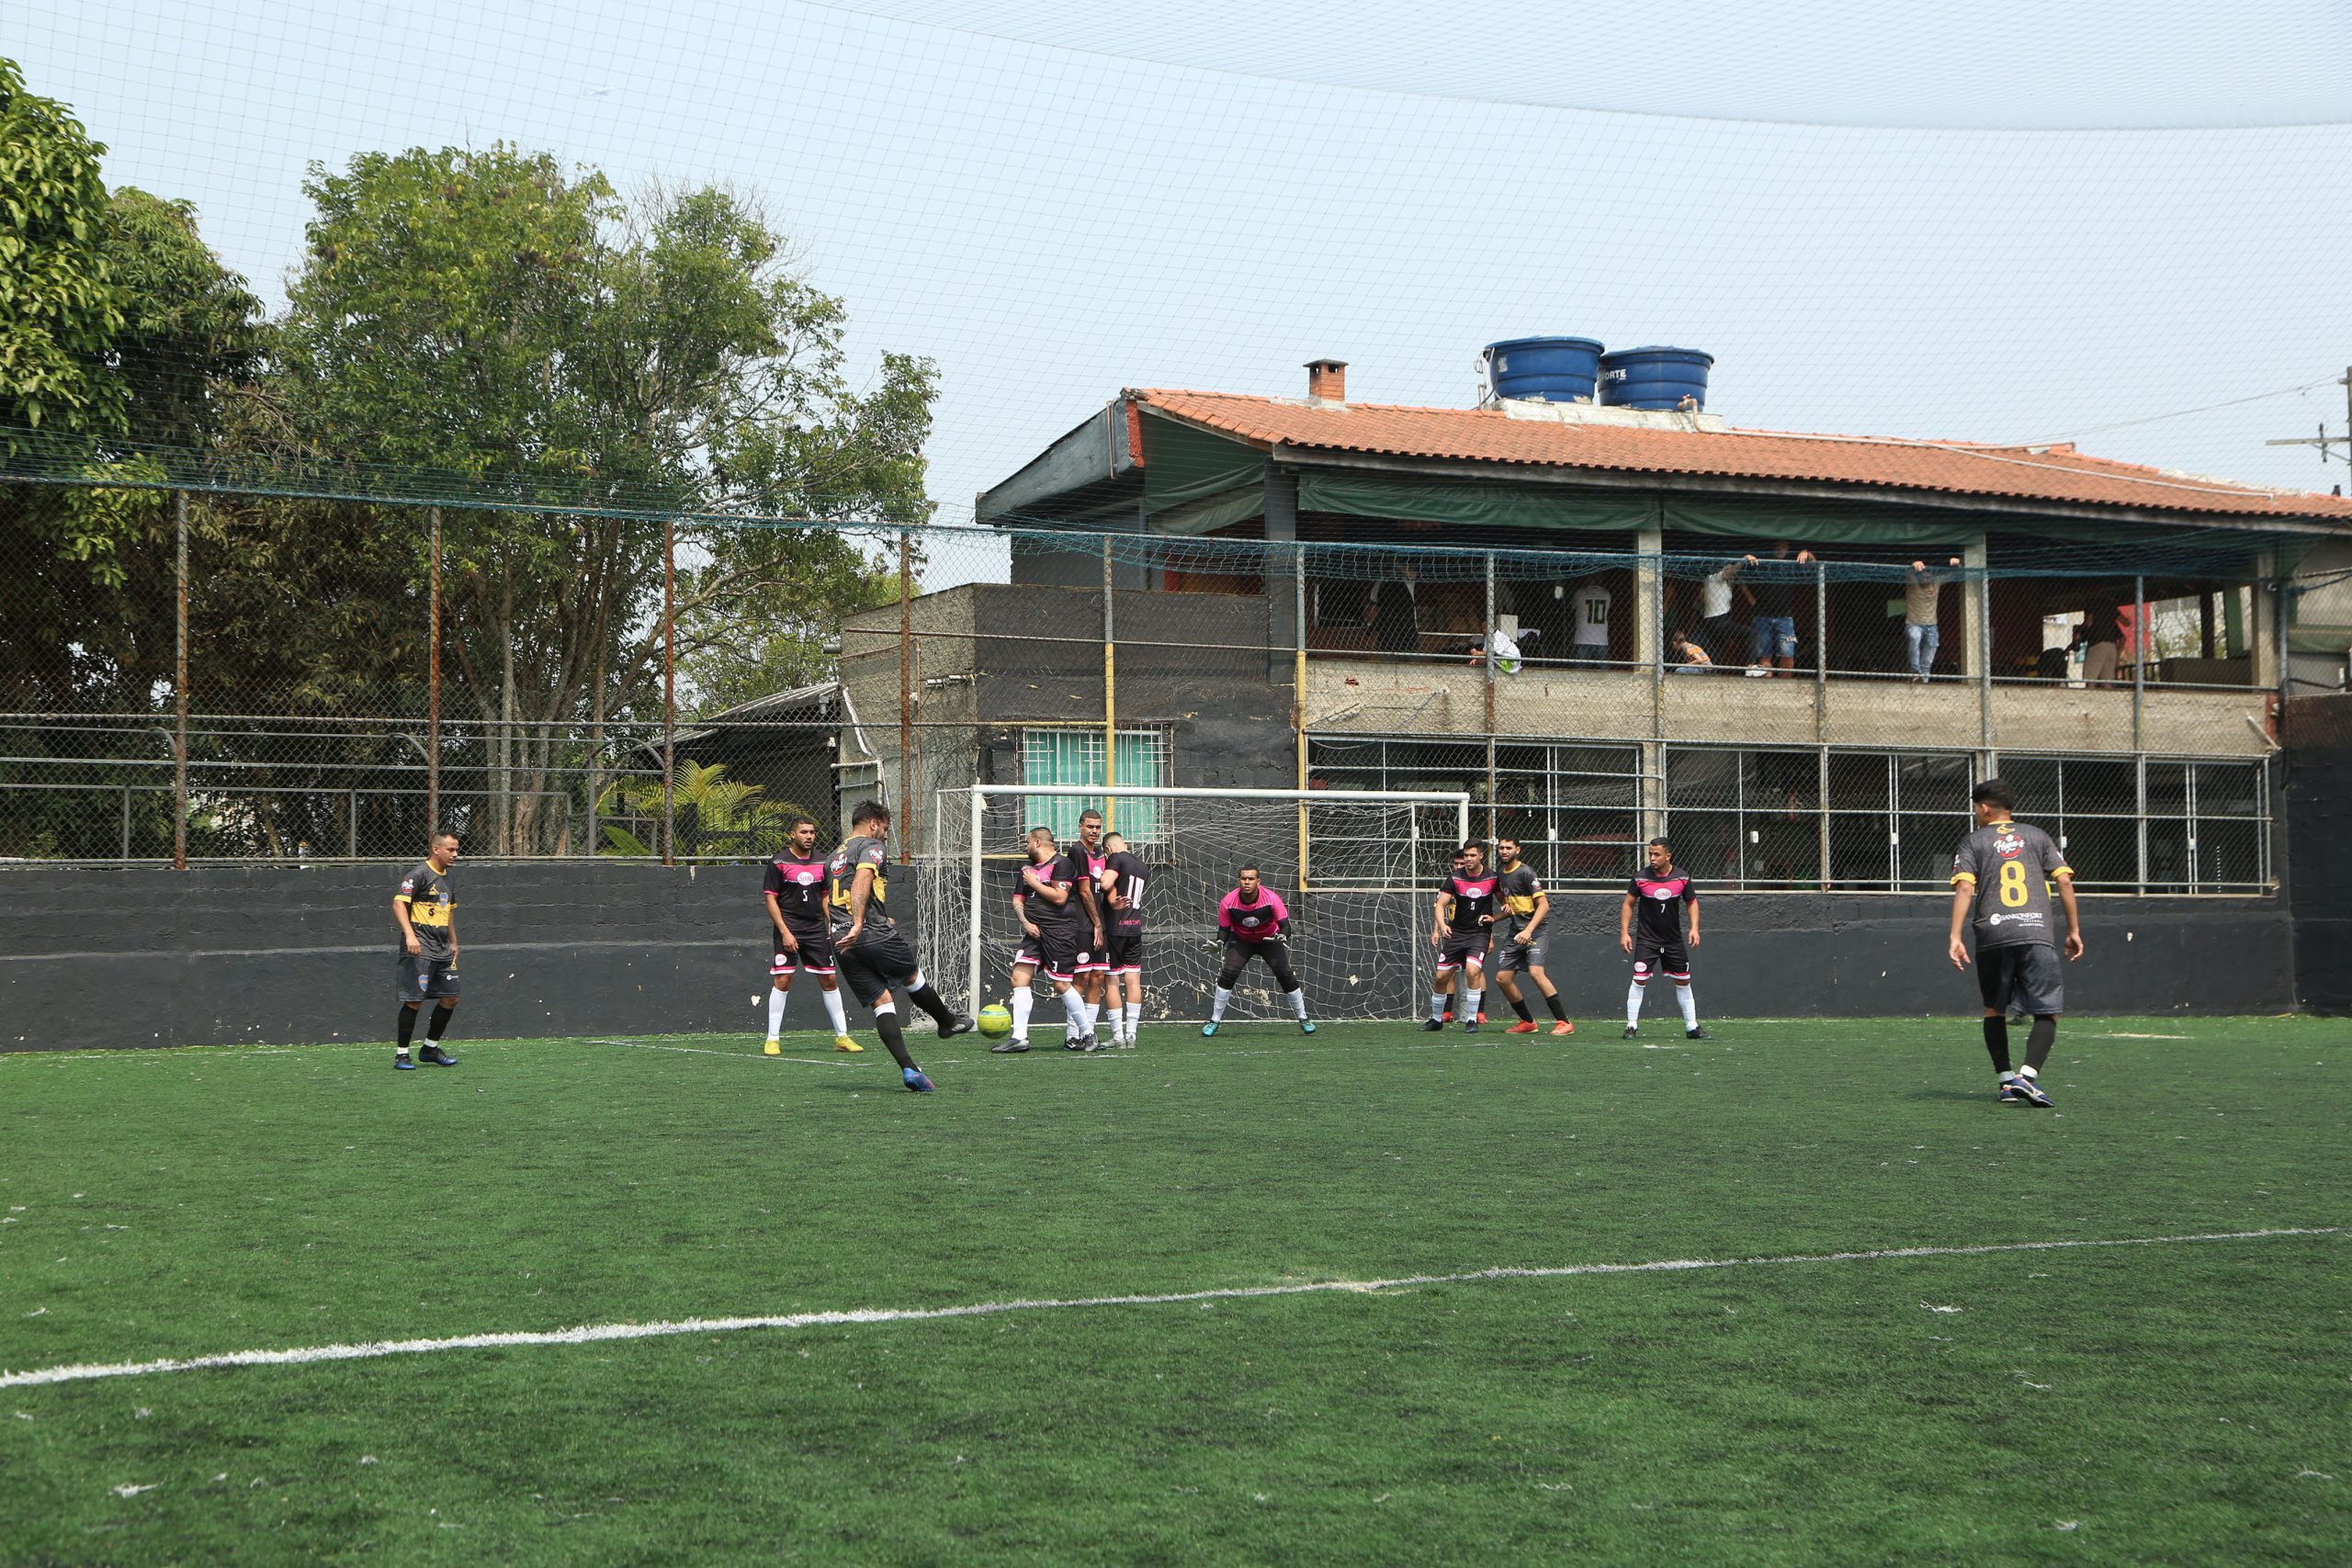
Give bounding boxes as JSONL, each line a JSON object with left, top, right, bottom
{"left": 874, "top": 1010, "right": 918, "bottom": 1071}
{"left": 1544, "top": 991, "right": 1569, "bottom": 1021}
{"left": 426, "top": 1004, "right": 454, "bottom": 1042}
{"left": 1982, "top": 1016, "right": 2012, "bottom": 1074}
{"left": 398, "top": 1007, "right": 418, "bottom": 1050}
{"left": 2025, "top": 1015, "right": 2057, "bottom": 1072}
{"left": 1507, "top": 993, "right": 1533, "bottom": 1021}
{"left": 905, "top": 983, "right": 956, "bottom": 1028}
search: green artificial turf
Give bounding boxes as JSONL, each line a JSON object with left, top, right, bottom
{"left": 3, "top": 1017, "right": 2347, "bottom": 1564}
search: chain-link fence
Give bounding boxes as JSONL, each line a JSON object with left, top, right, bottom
{"left": 1, "top": 478, "right": 2294, "bottom": 888}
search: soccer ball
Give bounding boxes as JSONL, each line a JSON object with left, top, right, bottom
{"left": 977, "top": 1004, "right": 1013, "bottom": 1038}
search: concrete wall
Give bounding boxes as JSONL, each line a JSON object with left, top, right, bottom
{"left": 3, "top": 863, "right": 2293, "bottom": 1053}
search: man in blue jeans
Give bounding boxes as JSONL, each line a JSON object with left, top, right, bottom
{"left": 1905, "top": 557, "right": 1962, "bottom": 682}
{"left": 1741, "top": 541, "right": 1815, "bottom": 677}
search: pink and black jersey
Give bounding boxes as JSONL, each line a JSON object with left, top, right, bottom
{"left": 1218, "top": 886, "right": 1289, "bottom": 943}
{"left": 1628, "top": 870, "right": 1698, "bottom": 942}
{"left": 1442, "top": 872, "right": 1499, "bottom": 925}
{"left": 1102, "top": 849, "right": 1148, "bottom": 930}
{"left": 763, "top": 850, "right": 831, "bottom": 935}
{"left": 1021, "top": 851, "right": 1084, "bottom": 929}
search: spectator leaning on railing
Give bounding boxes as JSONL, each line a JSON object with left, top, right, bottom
{"left": 1741, "top": 541, "right": 1816, "bottom": 677}
{"left": 1905, "top": 558, "right": 1962, "bottom": 682}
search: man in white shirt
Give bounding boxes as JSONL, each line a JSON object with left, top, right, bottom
{"left": 1697, "top": 558, "right": 1744, "bottom": 670}
{"left": 1571, "top": 580, "right": 1612, "bottom": 665}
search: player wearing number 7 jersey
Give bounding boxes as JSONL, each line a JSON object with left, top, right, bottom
{"left": 1948, "top": 777, "right": 2082, "bottom": 1108}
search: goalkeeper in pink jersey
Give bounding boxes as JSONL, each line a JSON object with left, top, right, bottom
{"left": 1202, "top": 866, "right": 1317, "bottom": 1037}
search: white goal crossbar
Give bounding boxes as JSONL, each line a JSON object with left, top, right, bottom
{"left": 933, "top": 784, "right": 1473, "bottom": 1021}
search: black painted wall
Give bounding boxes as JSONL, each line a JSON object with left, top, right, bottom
{"left": 2287, "top": 696, "right": 2352, "bottom": 1013}
{"left": 3, "top": 863, "right": 2295, "bottom": 1052}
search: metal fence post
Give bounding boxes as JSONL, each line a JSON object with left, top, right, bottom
{"left": 898, "top": 528, "right": 912, "bottom": 864}
{"left": 1102, "top": 533, "right": 1116, "bottom": 830}
{"left": 427, "top": 506, "right": 441, "bottom": 840}
{"left": 1295, "top": 542, "right": 1309, "bottom": 888}
{"left": 1978, "top": 562, "right": 1995, "bottom": 764}
{"left": 1484, "top": 550, "right": 1498, "bottom": 845}
{"left": 662, "top": 518, "right": 676, "bottom": 867}
{"left": 1815, "top": 558, "right": 1829, "bottom": 890}
{"left": 2133, "top": 572, "right": 2147, "bottom": 893}
{"left": 173, "top": 489, "right": 188, "bottom": 871}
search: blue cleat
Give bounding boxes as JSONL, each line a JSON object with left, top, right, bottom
{"left": 1299, "top": 1020, "right": 1317, "bottom": 1034}
{"left": 1997, "top": 1080, "right": 2025, "bottom": 1103}
{"left": 1200, "top": 1021, "right": 1219, "bottom": 1037}
{"left": 420, "top": 1044, "right": 458, "bottom": 1066}
{"left": 2012, "top": 1073, "right": 2054, "bottom": 1107}
{"left": 903, "top": 1067, "right": 935, "bottom": 1093}
{"left": 393, "top": 1053, "right": 416, "bottom": 1070}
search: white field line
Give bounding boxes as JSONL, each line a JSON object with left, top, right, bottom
{"left": 592, "top": 1038, "right": 853, "bottom": 1068}
{"left": 2, "top": 1227, "right": 2334, "bottom": 1392}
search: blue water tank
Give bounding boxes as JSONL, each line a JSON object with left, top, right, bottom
{"left": 1483, "top": 337, "right": 1605, "bottom": 403}
{"left": 1598, "top": 346, "right": 1713, "bottom": 411}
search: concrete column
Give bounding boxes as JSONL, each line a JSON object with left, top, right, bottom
{"left": 1265, "top": 467, "right": 1298, "bottom": 687}
{"left": 2251, "top": 549, "right": 2280, "bottom": 690}
{"left": 1634, "top": 523, "right": 1663, "bottom": 670}
{"left": 1640, "top": 739, "right": 1665, "bottom": 843}
{"left": 1959, "top": 533, "right": 1988, "bottom": 678}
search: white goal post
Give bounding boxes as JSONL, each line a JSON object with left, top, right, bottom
{"left": 924, "top": 784, "right": 1473, "bottom": 1026}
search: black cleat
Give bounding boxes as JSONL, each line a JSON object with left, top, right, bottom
{"left": 1685, "top": 1026, "right": 1710, "bottom": 1041}
{"left": 940, "top": 1013, "right": 977, "bottom": 1038}
{"left": 989, "top": 1037, "right": 1032, "bottom": 1054}
{"left": 1622, "top": 1026, "right": 1638, "bottom": 1039}
{"left": 1420, "top": 1019, "right": 1446, "bottom": 1032}
{"left": 393, "top": 1052, "right": 416, "bottom": 1070}
{"left": 420, "top": 1044, "right": 458, "bottom": 1066}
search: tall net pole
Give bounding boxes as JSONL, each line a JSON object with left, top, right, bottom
{"left": 173, "top": 489, "right": 188, "bottom": 872}
{"left": 1102, "top": 534, "right": 1116, "bottom": 831}
{"left": 426, "top": 506, "right": 441, "bottom": 838}
{"left": 1295, "top": 543, "right": 1308, "bottom": 888}
{"left": 899, "top": 528, "right": 913, "bottom": 863}
{"left": 662, "top": 518, "right": 676, "bottom": 867}
{"left": 1483, "top": 551, "right": 1498, "bottom": 846}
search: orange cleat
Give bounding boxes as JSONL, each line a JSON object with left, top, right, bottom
{"left": 1507, "top": 1021, "right": 1539, "bottom": 1034}
{"left": 1550, "top": 1020, "right": 1576, "bottom": 1035}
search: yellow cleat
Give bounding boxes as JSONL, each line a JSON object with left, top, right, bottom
{"left": 763, "top": 1040, "right": 781, "bottom": 1055}
{"left": 834, "top": 1035, "right": 865, "bottom": 1054}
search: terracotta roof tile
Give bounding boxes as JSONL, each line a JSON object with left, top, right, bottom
{"left": 1131, "top": 389, "right": 2352, "bottom": 523}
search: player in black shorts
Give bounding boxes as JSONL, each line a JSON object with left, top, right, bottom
{"left": 1001, "top": 826, "right": 1095, "bottom": 1054}
{"left": 1948, "top": 777, "right": 2082, "bottom": 1106}
{"left": 1489, "top": 836, "right": 1574, "bottom": 1035}
{"left": 390, "top": 829, "right": 462, "bottom": 1069}
{"left": 1620, "top": 837, "right": 1707, "bottom": 1040}
{"left": 1098, "top": 831, "right": 1149, "bottom": 1047}
{"left": 763, "top": 815, "right": 858, "bottom": 1055}
{"left": 1426, "top": 841, "right": 1498, "bottom": 1032}
{"left": 828, "top": 800, "right": 973, "bottom": 1091}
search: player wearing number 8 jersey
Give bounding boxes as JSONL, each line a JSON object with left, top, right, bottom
{"left": 1948, "top": 777, "right": 2082, "bottom": 1107}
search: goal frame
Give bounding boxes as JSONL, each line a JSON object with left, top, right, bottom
{"left": 944, "top": 784, "right": 1474, "bottom": 1016}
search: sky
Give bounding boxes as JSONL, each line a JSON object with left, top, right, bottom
{"left": 16, "top": 0, "right": 2352, "bottom": 558}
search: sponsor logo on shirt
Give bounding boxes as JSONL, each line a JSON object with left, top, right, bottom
{"left": 1994, "top": 833, "right": 2024, "bottom": 857}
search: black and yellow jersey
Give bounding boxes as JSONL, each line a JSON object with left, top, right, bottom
{"left": 827, "top": 834, "right": 893, "bottom": 939}
{"left": 394, "top": 863, "right": 456, "bottom": 959}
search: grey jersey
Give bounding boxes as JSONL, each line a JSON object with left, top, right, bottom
{"left": 826, "top": 834, "right": 895, "bottom": 940}
{"left": 1951, "top": 820, "right": 2072, "bottom": 951}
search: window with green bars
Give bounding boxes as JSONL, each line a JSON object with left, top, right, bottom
{"left": 1017, "top": 728, "right": 1172, "bottom": 845}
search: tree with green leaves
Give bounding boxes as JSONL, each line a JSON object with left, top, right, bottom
{"left": 276, "top": 145, "right": 937, "bottom": 852}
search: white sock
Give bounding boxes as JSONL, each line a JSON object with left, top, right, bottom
{"left": 1080, "top": 996, "right": 1100, "bottom": 1033}
{"left": 1288, "top": 987, "right": 1309, "bottom": 1021}
{"left": 2018, "top": 1064, "right": 2038, "bottom": 1080}
{"left": 1430, "top": 991, "right": 1448, "bottom": 1021}
{"left": 765, "top": 987, "right": 788, "bottom": 1039}
{"left": 1061, "top": 988, "right": 1089, "bottom": 1036}
{"left": 1211, "top": 986, "right": 1232, "bottom": 1022}
{"left": 1011, "top": 987, "right": 1034, "bottom": 1040}
{"left": 1125, "top": 1000, "right": 1142, "bottom": 1037}
{"left": 1626, "top": 980, "right": 1645, "bottom": 1028}
{"left": 1465, "top": 987, "right": 1484, "bottom": 1020}
{"left": 820, "top": 987, "right": 849, "bottom": 1035}
{"left": 1676, "top": 984, "right": 1698, "bottom": 1029}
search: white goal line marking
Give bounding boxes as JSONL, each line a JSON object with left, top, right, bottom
{"left": 2, "top": 1227, "right": 2334, "bottom": 1391}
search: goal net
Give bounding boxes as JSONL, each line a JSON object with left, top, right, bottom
{"left": 922, "top": 785, "right": 1471, "bottom": 1026}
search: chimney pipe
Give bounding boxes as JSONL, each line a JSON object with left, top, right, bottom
{"left": 1305, "top": 358, "right": 1347, "bottom": 402}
